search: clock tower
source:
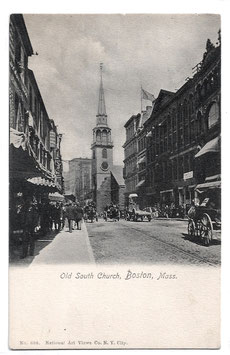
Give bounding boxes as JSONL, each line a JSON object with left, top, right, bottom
{"left": 91, "top": 63, "right": 113, "bottom": 212}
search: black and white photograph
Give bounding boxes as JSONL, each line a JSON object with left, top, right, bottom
{"left": 8, "top": 11, "right": 222, "bottom": 349}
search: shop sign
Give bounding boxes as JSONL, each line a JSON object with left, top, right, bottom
{"left": 50, "top": 130, "right": 56, "bottom": 148}
{"left": 183, "top": 171, "right": 193, "bottom": 180}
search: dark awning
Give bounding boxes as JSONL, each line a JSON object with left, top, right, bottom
{"left": 9, "top": 145, "right": 44, "bottom": 179}
{"left": 195, "top": 136, "right": 220, "bottom": 158}
{"left": 10, "top": 128, "right": 53, "bottom": 181}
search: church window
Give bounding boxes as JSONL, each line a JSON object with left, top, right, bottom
{"left": 208, "top": 102, "right": 219, "bottom": 129}
{"left": 102, "top": 129, "right": 107, "bottom": 143}
{"left": 96, "top": 130, "right": 101, "bottom": 142}
{"left": 102, "top": 148, "right": 107, "bottom": 158}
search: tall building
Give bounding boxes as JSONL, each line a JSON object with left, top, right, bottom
{"left": 91, "top": 64, "right": 114, "bottom": 212}
{"left": 123, "top": 106, "right": 153, "bottom": 208}
{"left": 123, "top": 114, "right": 140, "bottom": 205}
{"left": 9, "top": 14, "right": 64, "bottom": 244}
{"left": 9, "top": 14, "right": 64, "bottom": 195}
{"left": 143, "top": 35, "right": 220, "bottom": 210}
{"left": 123, "top": 34, "right": 220, "bottom": 212}
{"left": 65, "top": 158, "right": 92, "bottom": 203}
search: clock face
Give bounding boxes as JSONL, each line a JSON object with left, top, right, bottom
{"left": 101, "top": 161, "right": 109, "bottom": 171}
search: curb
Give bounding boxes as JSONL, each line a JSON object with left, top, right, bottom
{"left": 156, "top": 218, "right": 188, "bottom": 222}
{"left": 81, "top": 222, "right": 95, "bottom": 264}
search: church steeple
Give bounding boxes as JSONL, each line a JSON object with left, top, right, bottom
{"left": 92, "top": 63, "right": 113, "bottom": 147}
{"left": 96, "top": 63, "right": 107, "bottom": 126}
{"left": 91, "top": 63, "right": 114, "bottom": 213}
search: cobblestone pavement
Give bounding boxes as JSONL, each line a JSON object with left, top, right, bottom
{"left": 86, "top": 218, "right": 221, "bottom": 266}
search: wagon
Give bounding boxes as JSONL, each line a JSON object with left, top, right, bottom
{"left": 125, "top": 193, "right": 152, "bottom": 222}
{"left": 84, "top": 205, "right": 98, "bottom": 223}
{"left": 103, "top": 205, "right": 120, "bottom": 222}
{"left": 187, "top": 181, "right": 221, "bottom": 246}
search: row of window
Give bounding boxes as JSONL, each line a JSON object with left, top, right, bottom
{"left": 10, "top": 20, "right": 60, "bottom": 177}
{"left": 124, "top": 157, "right": 137, "bottom": 177}
{"left": 146, "top": 152, "right": 195, "bottom": 185}
{"left": 125, "top": 176, "right": 138, "bottom": 193}
{"left": 138, "top": 136, "right": 146, "bottom": 153}
{"left": 95, "top": 129, "right": 110, "bottom": 144}
{"left": 126, "top": 121, "right": 135, "bottom": 141}
{"left": 92, "top": 148, "right": 108, "bottom": 159}
{"left": 146, "top": 102, "right": 219, "bottom": 162}
{"left": 29, "top": 132, "right": 52, "bottom": 171}
{"left": 196, "top": 68, "right": 220, "bottom": 104}
{"left": 124, "top": 140, "right": 137, "bottom": 159}
{"left": 10, "top": 22, "right": 28, "bottom": 88}
{"left": 28, "top": 83, "right": 51, "bottom": 148}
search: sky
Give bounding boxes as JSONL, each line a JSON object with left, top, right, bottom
{"left": 24, "top": 14, "right": 220, "bottom": 167}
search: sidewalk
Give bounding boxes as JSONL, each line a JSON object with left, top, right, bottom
{"left": 30, "top": 222, "right": 95, "bottom": 265}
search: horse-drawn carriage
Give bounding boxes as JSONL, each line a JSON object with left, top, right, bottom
{"left": 187, "top": 181, "right": 221, "bottom": 246}
{"left": 83, "top": 205, "right": 98, "bottom": 223}
{"left": 125, "top": 193, "right": 152, "bottom": 222}
{"left": 103, "top": 204, "right": 120, "bottom": 222}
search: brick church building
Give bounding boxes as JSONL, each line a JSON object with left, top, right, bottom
{"left": 91, "top": 64, "right": 125, "bottom": 213}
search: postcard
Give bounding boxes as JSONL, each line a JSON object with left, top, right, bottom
{"left": 9, "top": 13, "right": 221, "bottom": 349}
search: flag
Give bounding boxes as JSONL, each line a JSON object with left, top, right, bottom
{"left": 141, "top": 88, "right": 155, "bottom": 102}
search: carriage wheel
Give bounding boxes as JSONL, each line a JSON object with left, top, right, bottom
{"left": 188, "top": 219, "right": 196, "bottom": 240}
{"left": 200, "top": 213, "right": 213, "bottom": 246}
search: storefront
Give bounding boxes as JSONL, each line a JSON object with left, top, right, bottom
{"left": 160, "top": 189, "right": 174, "bottom": 206}
{"left": 9, "top": 129, "right": 61, "bottom": 252}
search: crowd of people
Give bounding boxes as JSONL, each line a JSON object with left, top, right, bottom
{"left": 10, "top": 194, "right": 192, "bottom": 260}
{"left": 10, "top": 196, "right": 85, "bottom": 259}
{"left": 64, "top": 201, "right": 84, "bottom": 232}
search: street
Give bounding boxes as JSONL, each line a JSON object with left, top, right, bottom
{"left": 10, "top": 218, "right": 221, "bottom": 267}
{"left": 86, "top": 218, "right": 221, "bottom": 266}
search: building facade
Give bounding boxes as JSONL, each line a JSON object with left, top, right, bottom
{"left": 122, "top": 114, "right": 140, "bottom": 205}
{"left": 123, "top": 106, "right": 153, "bottom": 207}
{"left": 9, "top": 15, "right": 64, "bottom": 237}
{"left": 143, "top": 35, "right": 220, "bottom": 210}
{"left": 66, "top": 158, "right": 92, "bottom": 203}
{"left": 111, "top": 166, "right": 126, "bottom": 211}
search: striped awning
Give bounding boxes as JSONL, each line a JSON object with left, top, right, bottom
{"left": 136, "top": 180, "right": 145, "bottom": 188}
{"left": 195, "top": 181, "right": 221, "bottom": 191}
{"left": 195, "top": 136, "right": 220, "bottom": 158}
{"left": 10, "top": 128, "right": 28, "bottom": 150}
{"left": 137, "top": 156, "right": 145, "bottom": 164}
{"left": 27, "top": 177, "right": 56, "bottom": 188}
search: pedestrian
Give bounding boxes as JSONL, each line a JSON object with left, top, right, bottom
{"left": 65, "top": 202, "right": 76, "bottom": 233}
{"left": 40, "top": 200, "right": 51, "bottom": 235}
{"left": 59, "top": 203, "right": 65, "bottom": 230}
{"left": 75, "top": 203, "right": 83, "bottom": 230}
{"left": 53, "top": 202, "right": 61, "bottom": 231}
{"left": 21, "top": 198, "right": 39, "bottom": 258}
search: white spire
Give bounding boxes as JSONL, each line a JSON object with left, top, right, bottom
{"left": 97, "top": 63, "right": 107, "bottom": 117}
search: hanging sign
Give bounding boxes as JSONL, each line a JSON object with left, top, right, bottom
{"left": 50, "top": 130, "right": 56, "bottom": 148}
